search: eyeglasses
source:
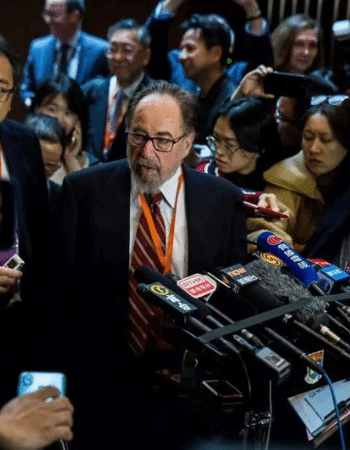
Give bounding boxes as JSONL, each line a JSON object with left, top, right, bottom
{"left": 106, "top": 46, "right": 144, "bottom": 58}
{"left": 126, "top": 131, "right": 186, "bottom": 152}
{"left": 206, "top": 135, "right": 240, "bottom": 155}
{"left": 0, "top": 86, "right": 15, "bottom": 103}
{"left": 310, "top": 94, "right": 349, "bottom": 107}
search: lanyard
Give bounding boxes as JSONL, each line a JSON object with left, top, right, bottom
{"left": 139, "top": 173, "right": 184, "bottom": 274}
{"left": 103, "top": 93, "right": 126, "bottom": 151}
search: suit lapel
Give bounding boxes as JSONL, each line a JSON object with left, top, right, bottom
{"left": 184, "top": 166, "right": 209, "bottom": 274}
{"left": 0, "top": 123, "right": 32, "bottom": 259}
{"left": 94, "top": 78, "right": 110, "bottom": 156}
{"left": 44, "top": 38, "right": 56, "bottom": 80}
{"left": 75, "top": 32, "right": 86, "bottom": 84}
{"left": 184, "top": 166, "right": 226, "bottom": 274}
{"left": 93, "top": 161, "right": 131, "bottom": 268}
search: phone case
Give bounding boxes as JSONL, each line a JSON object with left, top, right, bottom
{"left": 18, "top": 371, "right": 66, "bottom": 396}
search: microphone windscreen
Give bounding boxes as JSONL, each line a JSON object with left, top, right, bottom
{"left": 246, "top": 258, "right": 327, "bottom": 326}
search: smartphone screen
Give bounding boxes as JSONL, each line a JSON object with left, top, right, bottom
{"left": 263, "top": 72, "right": 306, "bottom": 99}
{"left": 18, "top": 371, "right": 66, "bottom": 397}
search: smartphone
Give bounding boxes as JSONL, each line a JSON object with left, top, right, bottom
{"left": 263, "top": 71, "right": 306, "bottom": 99}
{"left": 18, "top": 372, "right": 68, "bottom": 450}
{"left": 18, "top": 371, "right": 66, "bottom": 397}
{"left": 243, "top": 200, "right": 289, "bottom": 219}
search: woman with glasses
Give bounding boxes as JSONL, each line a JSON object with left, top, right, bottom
{"left": 248, "top": 95, "right": 350, "bottom": 259}
{"left": 196, "top": 96, "right": 281, "bottom": 191}
{"left": 30, "top": 73, "right": 89, "bottom": 184}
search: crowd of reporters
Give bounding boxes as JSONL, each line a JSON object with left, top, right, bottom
{"left": 2, "top": 0, "right": 350, "bottom": 448}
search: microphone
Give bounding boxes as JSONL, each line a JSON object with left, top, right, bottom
{"left": 244, "top": 258, "right": 327, "bottom": 326}
{"left": 216, "top": 258, "right": 350, "bottom": 361}
{"left": 135, "top": 266, "right": 291, "bottom": 383}
{"left": 263, "top": 327, "right": 326, "bottom": 375}
{"left": 214, "top": 263, "right": 285, "bottom": 312}
{"left": 311, "top": 260, "right": 350, "bottom": 295}
{"left": 244, "top": 259, "right": 350, "bottom": 361}
{"left": 255, "top": 231, "right": 320, "bottom": 289}
{"left": 134, "top": 265, "right": 212, "bottom": 319}
{"left": 136, "top": 281, "right": 228, "bottom": 358}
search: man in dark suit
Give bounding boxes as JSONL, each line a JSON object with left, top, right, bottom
{"left": 0, "top": 35, "right": 52, "bottom": 406}
{"left": 50, "top": 80, "right": 246, "bottom": 449}
{"left": 20, "top": 0, "right": 109, "bottom": 107}
{"left": 83, "top": 19, "right": 153, "bottom": 164}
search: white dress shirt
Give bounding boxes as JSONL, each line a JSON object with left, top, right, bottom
{"left": 129, "top": 166, "right": 188, "bottom": 278}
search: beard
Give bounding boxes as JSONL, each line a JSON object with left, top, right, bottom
{"left": 128, "top": 157, "right": 180, "bottom": 195}
{"left": 127, "top": 152, "right": 163, "bottom": 194}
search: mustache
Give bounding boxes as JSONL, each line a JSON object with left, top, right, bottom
{"left": 135, "top": 158, "right": 159, "bottom": 170}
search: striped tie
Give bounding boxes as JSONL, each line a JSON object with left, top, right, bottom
{"left": 128, "top": 192, "right": 169, "bottom": 355}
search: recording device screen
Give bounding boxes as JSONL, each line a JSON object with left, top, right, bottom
{"left": 0, "top": 180, "right": 15, "bottom": 251}
{"left": 263, "top": 72, "right": 307, "bottom": 99}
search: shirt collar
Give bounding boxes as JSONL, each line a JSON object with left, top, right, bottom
{"left": 110, "top": 72, "right": 145, "bottom": 99}
{"left": 130, "top": 165, "right": 182, "bottom": 209}
{"left": 159, "top": 166, "right": 182, "bottom": 209}
{"left": 55, "top": 30, "right": 80, "bottom": 50}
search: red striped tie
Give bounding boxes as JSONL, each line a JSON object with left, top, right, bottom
{"left": 128, "top": 193, "right": 170, "bottom": 356}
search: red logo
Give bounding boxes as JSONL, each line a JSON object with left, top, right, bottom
{"left": 267, "top": 235, "right": 282, "bottom": 245}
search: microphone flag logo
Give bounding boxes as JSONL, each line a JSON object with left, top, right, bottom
{"left": 259, "top": 252, "right": 284, "bottom": 266}
{"left": 150, "top": 284, "right": 169, "bottom": 296}
{"left": 267, "top": 235, "right": 283, "bottom": 245}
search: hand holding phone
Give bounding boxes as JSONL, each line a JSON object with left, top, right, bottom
{"left": 243, "top": 200, "right": 290, "bottom": 219}
{"left": 14, "top": 372, "right": 72, "bottom": 450}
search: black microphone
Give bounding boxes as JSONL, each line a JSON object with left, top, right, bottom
{"left": 214, "top": 264, "right": 285, "bottom": 312}
{"left": 134, "top": 265, "right": 212, "bottom": 319}
{"left": 135, "top": 267, "right": 291, "bottom": 383}
{"left": 263, "top": 326, "right": 326, "bottom": 375}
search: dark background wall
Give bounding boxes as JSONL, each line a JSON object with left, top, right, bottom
{"left": 1, "top": 0, "right": 349, "bottom": 120}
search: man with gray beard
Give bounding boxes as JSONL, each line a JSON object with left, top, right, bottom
{"left": 48, "top": 80, "right": 246, "bottom": 449}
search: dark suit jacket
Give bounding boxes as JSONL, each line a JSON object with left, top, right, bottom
{"left": 20, "top": 31, "right": 109, "bottom": 104}
{"left": 83, "top": 74, "right": 153, "bottom": 164}
{"left": 0, "top": 119, "right": 50, "bottom": 403}
{"left": 47, "top": 159, "right": 246, "bottom": 449}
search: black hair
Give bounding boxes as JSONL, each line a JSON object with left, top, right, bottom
{"left": 32, "top": 73, "right": 88, "bottom": 149}
{"left": 66, "top": 0, "right": 86, "bottom": 17}
{"left": 215, "top": 96, "right": 282, "bottom": 169}
{"left": 302, "top": 99, "right": 350, "bottom": 150}
{"left": 107, "top": 18, "right": 151, "bottom": 48}
{"left": 181, "top": 14, "right": 232, "bottom": 66}
{"left": 24, "top": 113, "right": 67, "bottom": 156}
{"left": 0, "top": 34, "right": 22, "bottom": 89}
{"left": 126, "top": 80, "right": 198, "bottom": 135}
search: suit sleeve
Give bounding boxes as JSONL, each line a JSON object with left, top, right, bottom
{"left": 227, "top": 20, "right": 274, "bottom": 84}
{"left": 20, "top": 43, "right": 36, "bottom": 106}
{"left": 42, "top": 176, "right": 79, "bottom": 369}
{"left": 145, "top": 9, "right": 173, "bottom": 82}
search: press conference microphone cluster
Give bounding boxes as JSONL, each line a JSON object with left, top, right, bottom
{"left": 213, "top": 256, "right": 350, "bottom": 362}
{"left": 253, "top": 232, "right": 350, "bottom": 337}
{"left": 134, "top": 266, "right": 291, "bottom": 384}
